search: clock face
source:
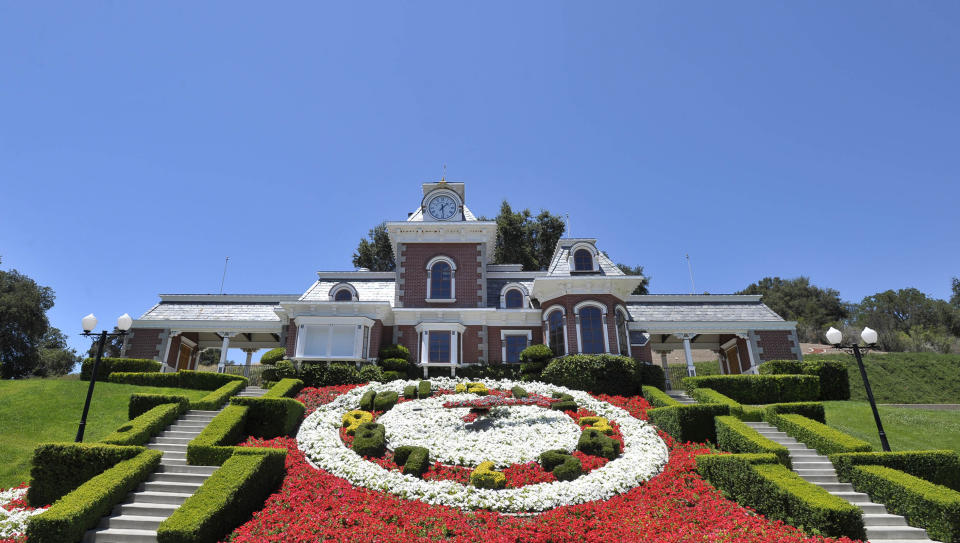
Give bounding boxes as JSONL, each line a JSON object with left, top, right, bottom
{"left": 427, "top": 194, "right": 457, "bottom": 220}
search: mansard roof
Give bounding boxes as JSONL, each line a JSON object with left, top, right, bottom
{"left": 546, "top": 238, "right": 625, "bottom": 276}
{"left": 300, "top": 273, "right": 397, "bottom": 306}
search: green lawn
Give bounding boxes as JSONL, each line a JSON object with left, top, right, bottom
{"left": 824, "top": 401, "right": 960, "bottom": 453}
{"left": 0, "top": 377, "right": 208, "bottom": 488}
{"left": 805, "top": 352, "right": 960, "bottom": 404}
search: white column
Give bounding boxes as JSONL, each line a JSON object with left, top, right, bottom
{"left": 161, "top": 330, "right": 181, "bottom": 372}
{"left": 657, "top": 350, "right": 672, "bottom": 390}
{"left": 243, "top": 349, "right": 255, "bottom": 377}
{"left": 218, "top": 333, "right": 233, "bottom": 373}
{"left": 678, "top": 334, "right": 696, "bottom": 377}
{"left": 742, "top": 332, "right": 759, "bottom": 373}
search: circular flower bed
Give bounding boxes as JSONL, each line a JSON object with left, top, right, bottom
{"left": 0, "top": 484, "right": 46, "bottom": 542}
{"left": 297, "top": 378, "right": 669, "bottom": 512}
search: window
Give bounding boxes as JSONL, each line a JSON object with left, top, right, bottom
{"left": 334, "top": 289, "right": 353, "bottom": 301}
{"left": 299, "top": 324, "right": 367, "bottom": 359}
{"left": 504, "top": 289, "right": 523, "bottom": 308}
{"left": 573, "top": 249, "right": 594, "bottom": 271}
{"left": 504, "top": 335, "right": 528, "bottom": 363}
{"left": 427, "top": 258, "right": 455, "bottom": 300}
{"left": 616, "top": 310, "right": 630, "bottom": 356}
{"left": 428, "top": 331, "right": 451, "bottom": 363}
{"left": 579, "top": 306, "right": 605, "bottom": 354}
{"left": 547, "top": 310, "right": 565, "bottom": 356}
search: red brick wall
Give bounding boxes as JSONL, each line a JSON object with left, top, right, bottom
{"left": 487, "top": 326, "right": 543, "bottom": 364}
{"left": 539, "top": 294, "right": 626, "bottom": 355}
{"left": 461, "top": 325, "right": 483, "bottom": 363}
{"left": 369, "top": 321, "right": 383, "bottom": 360}
{"left": 396, "top": 325, "right": 419, "bottom": 361}
{"left": 125, "top": 328, "right": 164, "bottom": 359}
{"left": 376, "top": 325, "right": 393, "bottom": 353}
{"left": 399, "top": 243, "right": 483, "bottom": 308}
{"left": 285, "top": 323, "right": 297, "bottom": 358}
{"left": 757, "top": 330, "right": 799, "bottom": 361}
{"left": 631, "top": 343, "right": 653, "bottom": 364}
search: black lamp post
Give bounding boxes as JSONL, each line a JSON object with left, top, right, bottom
{"left": 76, "top": 312, "right": 132, "bottom": 442}
{"left": 825, "top": 326, "right": 891, "bottom": 452}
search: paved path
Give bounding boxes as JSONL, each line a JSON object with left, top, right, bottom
{"left": 665, "top": 390, "right": 696, "bottom": 404}
{"left": 878, "top": 404, "right": 960, "bottom": 411}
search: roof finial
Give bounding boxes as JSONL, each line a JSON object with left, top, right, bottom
{"left": 440, "top": 163, "right": 447, "bottom": 183}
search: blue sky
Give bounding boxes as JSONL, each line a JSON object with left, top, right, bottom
{"left": 1, "top": 2, "right": 958, "bottom": 358}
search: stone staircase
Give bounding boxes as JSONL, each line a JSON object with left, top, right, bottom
{"left": 83, "top": 385, "right": 269, "bottom": 542}
{"left": 665, "top": 390, "right": 696, "bottom": 404}
{"left": 744, "top": 421, "right": 940, "bottom": 543}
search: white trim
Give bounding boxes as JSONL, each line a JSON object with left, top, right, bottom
{"left": 568, "top": 241, "right": 600, "bottom": 272}
{"left": 179, "top": 336, "right": 197, "bottom": 349}
{"left": 414, "top": 322, "right": 467, "bottom": 333}
{"left": 614, "top": 306, "right": 631, "bottom": 357}
{"left": 133, "top": 319, "right": 283, "bottom": 331}
{"left": 499, "top": 282, "right": 530, "bottom": 309}
{"left": 329, "top": 282, "right": 359, "bottom": 301}
{"left": 532, "top": 276, "right": 644, "bottom": 301}
{"left": 425, "top": 255, "right": 458, "bottom": 271}
{"left": 295, "top": 321, "right": 375, "bottom": 361}
{"left": 626, "top": 294, "right": 764, "bottom": 303}
{"left": 425, "top": 298, "right": 458, "bottom": 304}
{"left": 315, "top": 271, "right": 395, "bottom": 280}
{"left": 500, "top": 330, "right": 533, "bottom": 363}
{"left": 626, "top": 320, "right": 798, "bottom": 333}
{"left": 295, "top": 316, "right": 375, "bottom": 326}
{"left": 543, "top": 307, "right": 569, "bottom": 356}
{"left": 574, "top": 301, "right": 609, "bottom": 354}
{"left": 426, "top": 256, "right": 456, "bottom": 301}
{"left": 720, "top": 338, "right": 738, "bottom": 350}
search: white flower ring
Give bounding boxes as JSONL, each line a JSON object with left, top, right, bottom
{"left": 297, "top": 378, "right": 669, "bottom": 513}
{"left": 0, "top": 487, "right": 45, "bottom": 539}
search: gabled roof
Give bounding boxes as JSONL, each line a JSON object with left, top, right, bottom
{"left": 546, "top": 238, "right": 625, "bottom": 276}
{"left": 138, "top": 294, "right": 299, "bottom": 323}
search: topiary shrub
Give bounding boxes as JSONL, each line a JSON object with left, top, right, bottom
{"left": 382, "top": 370, "right": 404, "bottom": 381}
{"left": 642, "top": 385, "right": 680, "bottom": 407}
{"left": 470, "top": 461, "right": 506, "bottom": 489}
{"left": 296, "top": 363, "right": 325, "bottom": 387}
{"left": 262, "top": 378, "right": 304, "bottom": 399}
{"left": 511, "top": 386, "right": 528, "bottom": 398}
{"left": 102, "top": 403, "right": 188, "bottom": 446}
{"left": 264, "top": 360, "right": 298, "bottom": 383}
{"left": 403, "top": 385, "right": 417, "bottom": 399}
{"left": 323, "top": 363, "right": 363, "bottom": 386}
{"left": 230, "top": 397, "right": 305, "bottom": 439}
{"left": 359, "top": 390, "right": 377, "bottom": 411}
{"left": 417, "top": 380, "right": 431, "bottom": 399}
{"left": 519, "top": 344, "right": 554, "bottom": 376}
{"left": 770, "top": 414, "right": 872, "bottom": 455}
{"left": 553, "top": 456, "right": 583, "bottom": 481}
{"left": 27, "top": 443, "right": 147, "bottom": 506}
{"left": 683, "top": 374, "right": 819, "bottom": 404}
{"left": 541, "top": 354, "right": 640, "bottom": 396}
{"left": 394, "top": 446, "right": 430, "bottom": 477}
{"left": 341, "top": 410, "right": 374, "bottom": 435}
{"left": 381, "top": 358, "right": 409, "bottom": 372}
{"left": 379, "top": 344, "right": 410, "bottom": 362}
{"left": 128, "top": 394, "right": 191, "bottom": 420}
{"left": 763, "top": 402, "right": 826, "bottom": 424}
{"left": 259, "top": 347, "right": 286, "bottom": 366}
{"left": 647, "top": 404, "right": 730, "bottom": 443}
{"left": 715, "top": 415, "right": 792, "bottom": 467}
{"left": 373, "top": 390, "right": 399, "bottom": 411}
{"left": 758, "top": 359, "right": 804, "bottom": 375}
{"left": 577, "top": 428, "right": 620, "bottom": 459}
{"left": 359, "top": 364, "right": 384, "bottom": 383}
{"left": 352, "top": 423, "right": 386, "bottom": 457}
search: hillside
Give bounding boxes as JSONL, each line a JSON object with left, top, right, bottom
{"left": 804, "top": 352, "right": 960, "bottom": 404}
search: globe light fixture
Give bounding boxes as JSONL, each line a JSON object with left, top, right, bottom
{"left": 825, "top": 326, "right": 842, "bottom": 346}
{"left": 117, "top": 313, "right": 133, "bottom": 332}
{"left": 82, "top": 313, "right": 98, "bottom": 333}
{"left": 76, "top": 311, "right": 131, "bottom": 442}
{"left": 824, "top": 326, "right": 890, "bottom": 451}
{"left": 861, "top": 326, "right": 878, "bottom": 345}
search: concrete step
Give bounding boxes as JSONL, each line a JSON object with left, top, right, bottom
{"left": 147, "top": 443, "right": 188, "bottom": 453}
{"left": 788, "top": 451, "right": 828, "bottom": 460}
{"left": 856, "top": 502, "right": 888, "bottom": 514}
{"left": 150, "top": 437, "right": 192, "bottom": 445}
{"left": 798, "top": 474, "right": 839, "bottom": 483}
{"left": 159, "top": 457, "right": 187, "bottom": 466}
{"left": 148, "top": 472, "right": 210, "bottom": 485}
{"left": 113, "top": 501, "right": 178, "bottom": 517}
{"left": 83, "top": 527, "right": 157, "bottom": 542}
{"left": 795, "top": 468, "right": 837, "bottom": 476}
{"left": 167, "top": 421, "right": 207, "bottom": 429}
{"left": 158, "top": 430, "right": 201, "bottom": 439}
{"left": 830, "top": 491, "right": 871, "bottom": 503}
{"left": 862, "top": 513, "right": 908, "bottom": 526}
{"left": 127, "top": 491, "right": 192, "bottom": 505}
{"left": 189, "top": 410, "right": 222, "bottom": 415}
{"left": 158, "top": 452, "right": 187, "bottom": 461}
{"left": 140, "top": 480, "right": 203, "bottom": 494}
{"left": 818, "top": 482, "right": 855, "bottom": 492}
{"left": 785, "top": 444, "right": 815, "bottom": 451}
{"left": 865, "top": 525, "right": 930, "bottom": 540}
{"left": 793, "top": 461, "right": 835, "bottom": 469}
{"left": 157, "top": 464, "right": 217, "bottom": 476}
{"left": 99, "top": 514, "right": 165, "bottom": 531}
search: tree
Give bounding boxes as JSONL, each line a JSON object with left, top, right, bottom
{"left": 84, "top": 326, "right": 125, "bottom": 359}
{"left": 951, "top": 277, "right": 960, "bottom": 308}
{"left": 352, "top": 222, "right": 396, "bottom": 272}
{"left": 615, "top": 264, "right": 650, "bottom": 295}
{"left": 0, "top": 258, "right": 55, "bottom": 378}
{"left": 492, "top": 201, "right": 566, "bottom": 270}
{"left": 853, "top": 288, "right": 960, "bottom": 350}
{"left": 35, "top": 327, "right": 81, "bottom": 377}
{"left": 737, "top": 277, "right": 848, "bottom": 343}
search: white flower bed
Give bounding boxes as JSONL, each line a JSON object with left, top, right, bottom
{"left": 297, "top": 378, "right": 669, "bottom": 512}
{"left": 0, "top": 486, "right": 45, "bottom": 539}
{"left": 378, "top": 397, "right": 581, "bottom": 468}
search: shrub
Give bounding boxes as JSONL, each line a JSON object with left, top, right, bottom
{"left": 642, "top": 385, "right": 680, "bottom": 407}
{"left": 553, "top": 456, "right": 583, "bottom": 481}
{"left": 373, "top": 390, "right": 399, "bottom": 411}
{"left": 359, "top": 364, "right": 384, "bottom": 383}
{"left": 577, "top": 428, "right": 620, "bottom": 459}
{"left": 845, "top": 465, "right": 960, "bottom": 543}
{"left": 802, "top": 359, "right": 850, "bottom": 401}
{"left": 80, "top": 358, "right": 161, "bottom": 381}
{"left": 101, "top": 403, "right": 187, "bottom": 446}
{"left": 296, "top": 363, "right": 325, "bottom": 387}
{"left": 539, "top": 450, "right": 571, "bottom": 472}
{"left": 647, "top": 404, "right": 729, "bottom": 443}
{"left": 341, "top": 411, "right": 374, "bottom": 435}
{"left": 394, "top": 446, "right": 430, "bottom": 477}
{"left": 27, "top": 443, "right": 146, "bottom": 506}
{"left": 381, "top": 358, "right": 409, "bottom": 372}
{"left": 403, "top": 385, "right": 417, "bottom": 399}
{"left": 696, "top": 453, "right": 865, "bottom": 540}
{"left": 758, "top": 359, "right": 803, "bottom": 375}
{"left": 458, "top": 364, "right": 523, "bottom": 380}
{"left": 379, "top": 344, "right": 410, "bottom": 361}
{"left": 830, "top": 451, "right": 960, "bottom": 492}
{"left": 263, "top": 360, "right": 298, "bottom": 383}
{"left": 382, "top": 370, "right": 404, "bottom": 382}
{"left": 683, "top": 374, "right": 819, "bottom": 404}
{"left": 191, "top": 379, "right": 247, "bottom": 411}
{"left": 715, "top": 416, "right": 791, "bottom": 467}
{"left": 187, "top": 405, "right": 249, "bottom": 466}
{"left": 321, "top": 363, "right": 364, "bottom": 386}
{"left": 690, "top": 388, "right": 745, "bottom": 419}
{"left": 470, "top": 462, "right": 506, "bottom": 489}
{"left": 541, "top": 354, "right": 640, "bottom": 396}
{"left": 230, "top": 397, "right": 305, "bottom": 439}
{"left": 352, "top": 423, "right": 386, "bottom": 457}
{"left": 178, "top": 370, "right": 247, "bottom": 390}
{"left": 129, "top": 394, "right": 191, "bottom": 419}
{"left": 417, "top": 380, "right": 431, "bottom": 399}
{"left": 259, "top": 347, "right": 286, "bottom": 366}
{"left": 108, "top": 372, "right": 180, "bottom": 388}
{"left": 639, "top": 364, "right": 667, "bottom": 391}
{"left": 157, "top": 448, "right": 287, "bottom": 543}
{"left": 511, "top": 386, "right": 528, "bottom": 398}
{"left": 26, "top": 449, "right": 162, "bottom": 543}
{"left": 262, "top": 378, "right": 304, "bottom": 399}
{"left": 763, "top": 402, "right": 826, "bottom": 424}
{"left": 359, "top": 390, "right": 377, "bottom": 411}
{"left": 769, "top": 414, "right": 872, "bottom": 455}
{"left": 519, "top": 344, "right": 554, "bottom": 376}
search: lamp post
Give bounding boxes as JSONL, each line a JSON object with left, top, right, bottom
{"left": 825, "top": 326, "right": 890, "bottom": 452}
{"left": 76, "top": 312, "right": 133, "bottom": 442}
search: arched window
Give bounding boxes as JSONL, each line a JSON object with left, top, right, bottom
{"left": 547, "top": 310, "right": 566, "bottom": 356}
{"left": 505, "top": 289, "right": 523, "bottom": 308}
{"left": 616, "top": 309, "right": 630, "bottom": 356}
{"left": 573, "top": 249, "right": 594, "bottom": 271}
{"left": 426, "top": 257, "right": 455, "bottom": 300}
{"left": 579, "top": 306, "right": 605, "bottom": 354}
{"left": 334, "top": 289, "right": 353, "bottom": 301}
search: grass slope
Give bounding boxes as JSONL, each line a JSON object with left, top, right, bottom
{"left": 824, "top": 401, "right": 960, "bottom": 453}
{"left": 805, "top": 353, "right": 960, "bottom": 404}
{"left": 0, "top": 378, "right": 208, "bottom": 487}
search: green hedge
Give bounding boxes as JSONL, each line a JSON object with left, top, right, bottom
{"left": 259, "top": 347, "right": 286, "bottom": 365}
{"left": 648, "top": 404, "right": 729, "bottom": 443}
{"left": 542, "top": 354, "right": 640, "bottom": 396}
{"left": 80, "top": 358, "right": 161, "bottom": 381}
{"left": 108, "top": 370, "right": 247, "bottom": 391}
{"left": 762, "top": 402, "right": 826, "bottom": 424}
{"left": 191, "top": 379, "right": 247, "bottom": 411}
{"left": 157, "top": 448, "right": 287, "bottom": 543}
{"left": 758, "top": 359, "right": 803, "bottom": 375}
{"left": 378, "top": 344, "right": 410, "bottom": 361}
{"left": 230, "top": 397, "right": 305, "bottom": 439}
{"left": 261, "top": 378, "right": 304, "bottom": 399}
{"left": 641, "top": 385, "right": 680, "bottom": 407}
{"left": 108, "top": 371, "right": 181, "bottom": 388}
{"left": 187, "top": 405, "right": 249, "bottom": 466}
{"left": 639, "top": 364, "right": 667, "bottom": 391}
{"left": 129, "top": 393, "right": 191, "bottom": 419}
{"left": 770, "top": 414, "right": 871, "bottom": 455}
{"left": 689, "top": 388, "right": 757, "bottom": 420}
{"left": 757, "top": 359, "right": 850, "bottom": 401}
{"left": 845, "top": 465, "right": 960, "bottom": 543}
{"left": 683, "top": 374, "right": 819, "bottom": 404}
{"left": 381, "top": 358, "right": 409, "bottom": 372}
{"left": 715, "top": 416, "right": 791, "bottom": 467}
{"left": 696, "top": 453, "right": 865, "bottom": 540}
{"left": 101, "top": 403, "right": 187, "bottom": 446}
{"left": 26, "top": 449, "right": 162, "bottom": 543}
{"left": 830, "top": 450, "right": 960, "bottom": 492}
{"left": 27, "top": 443, "right": 146, "bottom": 506}
{"left": 359, "top": 364, "right": 384, "bottom": 382}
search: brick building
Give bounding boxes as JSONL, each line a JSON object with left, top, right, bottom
{"left": 125, "top": 181, "right": 801, "bottom": 387}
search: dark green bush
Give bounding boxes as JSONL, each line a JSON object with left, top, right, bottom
{"left": 647, "top": 404, "right": 730, "bottom": 443}
{"left": 763, "top": 402, "right": 826, "bottom": 424}
{"left": 394, "top": 446, "right": 430, "bottom": 477}
{"left": 28, "top": 443, "right": 146, "bottom": 506}
{"left": 845, "top": 465, "right": 960, "bottom": 543}
{"left": 359, "top": 364, "right": 384, "bottom": 382}
{"left": 403, "top": 385, "right": 417, "bottom": 399}
{"left": 382, "top": 370, "right": 404, "bottom": 381}
{"left": 263, "top": 360, "right": 298, "bottom": 384}
{"left": 458, "top": 364, "right": 523, "bottom": 380}
{"left": 511, "top": 386, "right": 528, "bottom": 398}
{"left": 758, "top": 359, "right": 804, "bottom": 375}
{"left": 553, "top": 456, "right": 583, "bottom": 481}
{"left": 551, "top": 400, "right": 578, "bottom": 412}
{"left": 26, "top": 449, "right": 162, "bottom": 543}
{"left": 230, "top": 397, "right": 305, "bottom": 439}
{"left": 262, "top": 378, "right": 304, "bottom": 399}
{"left": 359, "top": 390, "right": 377, "bottom": 411}
{"left": 577, "top": 428, "right": 620, "bottom": 459}
{"left": 373, "top": 390, "right": 399, "bottom": 411}
{"left": 129, "top": 393, "right": 191, "bottom": 419}
{"left": 156, "top": 448, "right": 287, "bottom": 543}
{"left": 327, "top": 363, "right": 363, "bottom": 385}
{"left": 769, "top": 414, "right": 871, "bottom": 455}
{"left": 352, "top": 423, "right": 386, "bottom": 457}
{"left": 639, "top": 364, "right": 667, "bottom": 391}
{"left": 108, "top": 371, "right": 180, "bottom": 388}
{"left": 696, "top": 453, "right": 865, "bottom": 540}
{"left": 830, "top": 450, "right": 960, "bottom": 492}
{"left": 683, "top": 374, "right": 819, "bottom": 404}
{"left": 187, "top": 405, "right": 249, "bottom": 466}
{"left": 80, "top": 358, "right": 161, "bottom": 381}
{"left": 519, "top": 344, "right": 554, "bottom": 376}
{"left": 715, "top": 416, "right": 791, "bottom": 467}
{"left": 642, "top": 385, "right": 680, "bottom": 407}
{"left": 102, "top": 403, "right": 187, "bottom": 446}
{"left": 539, "top": 450, "right": 570, "bottom": 472}
{"left": 802, "top": 359, "right": 850, "bottom": 401}
{"left": 417, "top": 380, "right": 431, "bottom": 399}
{"left": 691, "top": 388, "right": 746, "bottom": 419}
{"left": 379, "top": 344, "right": 410, "bottom": 361}
{"left": 295, "top": 362, "right": 325, "bottom": 387}
{"left": 381, "top": 358, "right": 409, "bottom": 371}
{"left": 259, "top": 347, "right": 286, "bottom": 366}
{"left": 191, "top": 379, "right": 247, "bottom": 411}
{"left": 541, "top": 354, "right": 639, "bottom": 396}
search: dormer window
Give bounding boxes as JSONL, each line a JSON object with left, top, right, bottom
{"left": 499, "top": 283, "right": 529, "bottom": 309}
{"left": 504, "top": 289, "right": 523, "bottom": 308}
{"left": 426, "top": 256, "right": 456, "bottom": 302}
{"left": 328, "top": 283, "right": 358, "bottom": 302}
{"left": 574, "top": 249, "right": 594, "bottom": 271}
{"left": 334, "top": 289, "right": 353, "bottom": 301}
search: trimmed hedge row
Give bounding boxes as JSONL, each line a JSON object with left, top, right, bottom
{"left": 229, "top": 397, "right": 305, "bottom": 439}
{"left": 648, "top": 404, "right": 729, "bottom": 443}
{"left": 101, "top": 403, "right": 187, "bottom": 446}
{"left": 108, "top": 370, "right": 247, "bottom": 391}
{"left": 261, "top": 378, "right": 304, "bottom": 399}
{"left": 682, "top": 374, "right": 819, "bottom": 404}
{"left": 689, "top": 388, "right": 762, "bottom": 421}
{"left": 759, "top": 359, "right": 850, "bottom": 401}
{"left": 715, "top": 416, "right": 791, "bottom": 467}
{"left": 80, "top": 358, "right": 161, "bottom": 381}
{"left": 541, "top": 354, "right": 640, "bottom": 396}
{"left": 641, "top": 385, "right": 680, "bottom": 407}
{"left": 129, "top": 394, "right": 191, "bottom": 419}
{"left": 638, "top": 364, "right": 667, "bottom": 391}
{"left": 831, "top": 450, "right": 960, "bottom": 492}
{"left": 762, "top": 402, "right": 826, "bottom": 424}
{"left": 845, "top": 465, "right": 960, "bottom": 543}
{"left": 187, "top": 405, "right": 249, "bottom": 466}
{"left": 26, "top": 449, "right": 162, "bottom": 543}
{"left": 156, "top": 448, "right": 287, "bottom": 543}
{"left": 27, "top": 443, "right": 146, "bottom": 507}
{"left": 770, "top": 414, "right": 871, "bottom": 455}
{"left": 696, "top": 453, "right": 865, "bottom": 540}
{"left": 192, "top": 380, "right": 248, "bottom": 411}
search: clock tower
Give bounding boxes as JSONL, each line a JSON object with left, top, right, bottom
{"left": 419, "top": 181, "right": 466, "bottom": 222}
